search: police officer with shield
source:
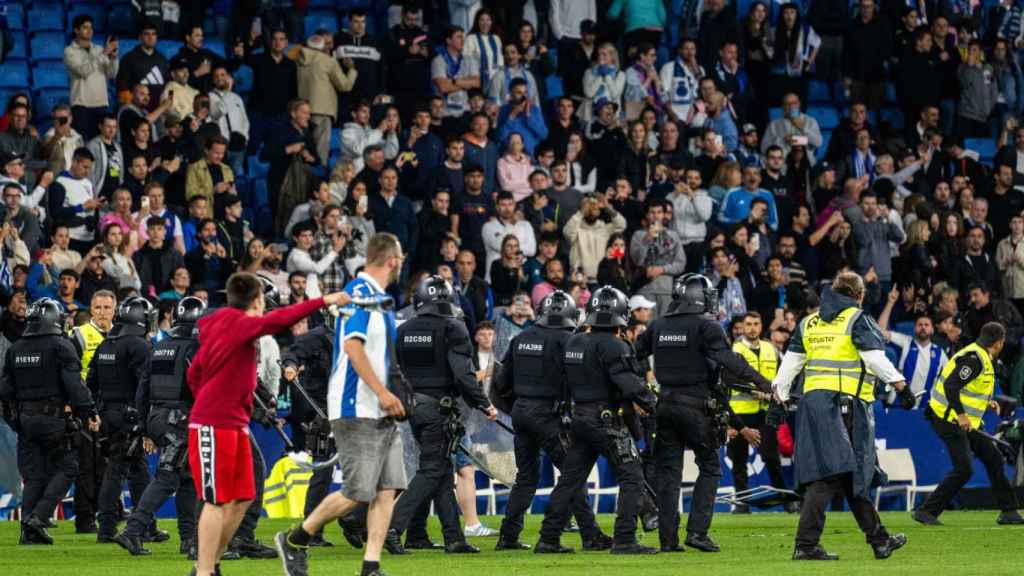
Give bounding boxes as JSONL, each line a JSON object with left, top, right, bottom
{"left": 88, "top": 296, "right": 160, "bottom": 542}
{"left": 113, "top": 297, "right": 206, "bottom": 556}
{"left": 635, "top": 274, "right": 773, "bottom": 553}
{"left": 772, "top": 272, "right": 911, "bottom": 560}
{"left": 0, "top": 298, "right": 100, "bottom": 545}
{"left": 384, "top": 275, "right": 498, "bottom": 555}
{"left": 535, "top": 286, "right": 658, "bottom": 555}
{"left": 494, "top": 290, "right": 613, "bottom": 551}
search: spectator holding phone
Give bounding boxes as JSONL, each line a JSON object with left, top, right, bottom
{"left": 490, "top": 234, "right": 529, "bottom": 307}
{"left": 630, "top": 200, "right": 686, "bottom": 314}
{"left": 64, "top": 15, "right": 118, "bottom": 141}
{"left": 493, "top": 291, "right": 536, "bottom": 359}
{"left": 186, "top": 135, "right": 235, "bottom": 212}
{"left": 43, "top": 105, "right": 85, "bottom": 174}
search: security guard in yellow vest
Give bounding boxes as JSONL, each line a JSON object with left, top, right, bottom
{"left": 772, "top": 272, "right": 914, "bottom": 561}
{"left": 724, "top": 312, "right": 789, "bottom": 513}
{"left": 69, "top": 290, "right": 116, "bottom": 534}
{"left": 914, "top": 322, "right": 1024, "bottom": 526}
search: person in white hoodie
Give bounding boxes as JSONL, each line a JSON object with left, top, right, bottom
{"left": 481, "top": 191, "right": 537, "bottom": 278}
{"left": 340, "top": 100, "right": 400, "bottom": 174}
{"left": 0, "top": 151, "right": 49, "bottom": 224}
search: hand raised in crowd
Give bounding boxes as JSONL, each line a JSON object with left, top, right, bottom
{"left": 740, "top": 427, "right": 761, "bottom": 446}
{"left": 87, "top": 414, "right": 101, "bottom": 432}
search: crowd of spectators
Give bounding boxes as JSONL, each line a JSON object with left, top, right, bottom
{"left": 2, "top": 0, "right": 1024, "bottom": 404}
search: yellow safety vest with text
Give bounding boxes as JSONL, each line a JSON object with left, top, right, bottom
{"left": 801, "top": 306, "right": 877, "bottom": 402}
{"left": 928, "top": 342, "right": 994, "bottom": 429}
{"left": 730, "top": 340, "right": 777, "bottom": 414}
{"left": 72, "top": 322, "right": 107, "bottom": 382}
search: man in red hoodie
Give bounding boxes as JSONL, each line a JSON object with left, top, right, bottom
{"left": 186, "top": 271, "right": 349, "bottom": 576}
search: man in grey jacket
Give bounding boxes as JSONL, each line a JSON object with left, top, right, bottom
{"left": 630, "top": 200, "right": 687, "bottom": 316}
{"left": 86, "top": 114, "right": 123, "bottom": 202}
{"left": 843, "top": 189, "right": 905, "bottom": 299}
{"left": 668, "top": 167, "right": 712, "bottom": 273}
{"left": 957, "top": 40, "right": 998, "bottom": 138}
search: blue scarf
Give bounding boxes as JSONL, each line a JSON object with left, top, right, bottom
{"left": 438, "top": 49, "right": 465, "bottom": 111}
{"left": 474, "top": 33, "right": 500, "bottom": 78}
{"left": 902, "top": 340, "right": 943, "bottom": 393}
{"left": 852, "top": 149, "right": 875, "bottom": 180}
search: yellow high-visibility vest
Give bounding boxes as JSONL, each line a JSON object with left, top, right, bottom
{"left": 263, "top": 456, "right": 314, "bottom": 519}
{"left": 801, "top": 306, "right": 876, "bottom": 402}
{"left": 71, "top": 322, "right": 106, "bottom": 382}
{"left": 730, "top": 340, "right": 777, "bottom": 414}
{"left": 928, "top": 342, "right": 994, "bottom": 430}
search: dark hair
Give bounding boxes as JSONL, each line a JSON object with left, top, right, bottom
{"left": 140, "top": 20, "right": 159, "bottom": 34}
{"left": 226, "top": 272, "right": 263, "bottom": 310}
{"left": 73, "top": 147, "right": 95, "bottom": 163}
{"left": 496, "top": 190, "right": 515, "bottom": 203}
{"left": 475, "top": 320, "right": 495, "bottom": 332}
{"left": 206, "top": 134, "right": 228, "bottom": 149}
{"left": 146, "top": 216, "right": 166, "bottom": 229}
{"left": 72, "top": 14, "right": 93, "bottom": 30}
{"left": 470, "top": 8, "right": 494, "bottom": 33}
{"left": 59, "top": 269, "right": 80, "bottom": 281}
{"left": 509, "top": 77, "right": 529, "bottom": 92}
{"left": 529, "top": 169, "right": 548, "bottom": 182}
{"left": 444, "top": 25, "right": 464, "bottom": 41}
{"left": 292, "top": 221, "right": 315, "bottom": 238}
{"left": 463, "top": 163, "right": 485, "bottom": 175}
{"left": 978, "top": 322, "right": 1006, "bottom": 347}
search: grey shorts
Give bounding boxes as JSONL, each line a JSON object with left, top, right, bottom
{"left": 331, "top": 417, "right": 408, "bottom": 503}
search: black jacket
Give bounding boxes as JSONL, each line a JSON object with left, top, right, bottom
{"left": 245, "top": 51, "right": 298, "bottom": 117}
{"left": 116, "top": 46, "right": 170, "bottom": 103}
{"left": 843, "top": 14, "right": 892, "bottom": 82}
{"left": 133, "top": 241, "right": 185, "bottom": 297}
{"left": 334, "top": 31, "right": 385, "bottom": 100}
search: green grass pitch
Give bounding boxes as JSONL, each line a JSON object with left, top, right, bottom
{"left": 2, "top": 512, "right": 1021, "bottom": 575}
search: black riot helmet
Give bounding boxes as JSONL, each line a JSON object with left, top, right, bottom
{"left": 536, "top": 290, "right": 578, "bottom": 329}
{"left": 584, "top": 286, "right": 629, "bottom": 328}
{"left": 669, "top": 273, "right": 718, "bottom": 315}
{"left": 116, "top": 296, "right": 158, "bottom": 336}
{"left": 260, "top": 276, "right": 281, "bottom": 310}
{"left": 170, "top": 296, "right": 207, "bottom": 337}
{"left": 413, "top": 275, "right": 456, "bottom": 317}
{"left": 24, "top": 298, "right": 65, "bottom": 337}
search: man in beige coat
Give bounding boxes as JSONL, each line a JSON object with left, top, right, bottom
{"left": 64, "top": 15, "right": 118, "bottom": 140}
{"left": 562, "top": 192, "right": 626, "bottom": 283}
{"left": 291, "top": 34, "right": 358, "bottom": 166}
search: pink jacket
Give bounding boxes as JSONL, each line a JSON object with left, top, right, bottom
{"left": 497, "top": 154, "right": 534, "bottom": 202}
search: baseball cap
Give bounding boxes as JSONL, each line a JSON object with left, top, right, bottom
{"left": 170, "top": 56, "right": 189, "bottom": 71}
{"left": 0, "top": 151, "right": 24, "bottom": 166}
{"left": 741, "top": 123, "right": 757, "bottom": 135}
{"left": 628, "top": 294, "right": 656, "bottom": 312}
{"left": 580, "top": 19, "right": 597, "bottom": 35}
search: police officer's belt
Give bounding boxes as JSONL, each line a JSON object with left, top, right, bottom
{"left": 413, "top": 389, "right": 454, "bottom": 402}
{"left": 18, "top": 400, "right": 64, "bottom": 417}
{"left": 659, "top": 388, "right": 707, "bottom": 407}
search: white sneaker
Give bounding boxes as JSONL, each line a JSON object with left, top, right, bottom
{"left": 463, "top": 523, "right": 497, "bottom": 537}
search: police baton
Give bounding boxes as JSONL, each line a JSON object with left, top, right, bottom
{"left": 252, "top": 392, "right": 297, "bottom": 452}
{"left": 279, "top": 362, "right": 329, "bottom": 421}
{"left": 474, "top": 404, "right": 515, "bottom": 435}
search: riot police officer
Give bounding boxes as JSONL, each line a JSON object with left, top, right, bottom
{"left": 495, "top": 290, "right": 612, "bottom": 551}
{"left": 282, "top": 322, "right": 340, "bottom": 547}
{"left": 113, "top": 297, "right": 206, "bottom": 556}
{"left": 635, "top": 274, "right": 773, "bottom": 553}
{"left": 384, "top": 275, "right": 497, "bottom": 555}
{"left": 0, "top": 298, "right": 100, "bottom": 545}
{"left": 535, "top": 286, "right": 658, "bottom": 555}
{"left": 88, "top": 296, "right": 158, "bottom": 542}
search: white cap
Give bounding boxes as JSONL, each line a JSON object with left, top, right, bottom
{"left": 628, "top": 295, "right": 656, "bottom": 312}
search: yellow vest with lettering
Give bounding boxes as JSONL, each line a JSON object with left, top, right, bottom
{"left": 730, "top": 340, "right": 777, "bottom": 414}
{"left": 801, "top": 306, "right": 876, "bottom": 402}
{"left": 928, "top": 342, "right": 994, "bottom": 429}
{"left": 263, "top": 456, "right": 313, "bottom": 519}
{"left": 72, "top": 322, "right": 106, "bottom": 382}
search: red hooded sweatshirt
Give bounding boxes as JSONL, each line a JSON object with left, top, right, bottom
{"left": 188, "top": 298, "right": 324, "bottom": 428}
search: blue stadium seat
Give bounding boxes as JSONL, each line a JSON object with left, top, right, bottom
{"left": 808, "top": 80, "right": 831, "bottom": 104}
{"left": 67, "top": 4, "right": 107, "bottom": 35}
{"left": 304, "top": 10, "right": 339, "bottom": 38}
{"left": 119, "top": 39, "right": 140, "bottom": 56}
{"left": 29, "top": 32, "right": 66, "bottom": 62}
{"left": 885, "top": 83, "right": 898, "bottom": 104}
{"left": 818, "top": 131, "right": 831, "bottom": 162}
{"left": 107, "top": 3, "right": 137, "bottom": 36}
{"left": 26, "top": 6, "right": 64, "bottom": 32}
{"left": 809, "top": 106, "right": 839, "bottom": 130}
{"left": 234, "top": 64, "right": 253, "bottom": 94}
{"left": 33, "top": 88, "right": 70, "bottom": 120}
{"left": 0, "top": 89, "right": 24, "bottom": 110}
{"left": 7, "top": 31, "right": 26, "bottom": 60}
{"left": 157, "top": 40, "right": 183, "bottom": 60}
{"left": 0, "top": 61, "right": 30, "bottom": 88}
{"left": 965, "top": 138, "right": 997, "bottom": 164}
{"left": 879, "top": 107, "right": 904, "bottom": 130}
{"left": 308, "top": 0, "right": 335, "bottom": 8}
{"left": 205, "top": 39, "right": 226, "bottom": 59}
{"left": 248, "top": 156, "right": 269, "bottom": 179}
{"left": 32, "top": 62, "right": 68, "bottom": 89}
{"left": 5, "top": 4, "right": 25, "bottom": 30}
{"left": 330, "top": 127, "right": 340, "bottom": 152}
{"left": 545, "top": 75, "right": 563, "bottom": 100}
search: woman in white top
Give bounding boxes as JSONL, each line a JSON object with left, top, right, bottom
{"left": 565, "top": 131, "right": 597, "bottom": 194}
{"left": 463, "top": 9, "right": 504, "bottom": 89}
{"left": 580, "top": 42, "right": 626, "bottom": 123}
{"left": 100, "top": 222, "right": 141, "bottom": 290}
{"left": 342, "top": 179, "right": 376, "bottom": 276}
{"left": 766, "top": 3, "right": 820, "bottom": 108}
